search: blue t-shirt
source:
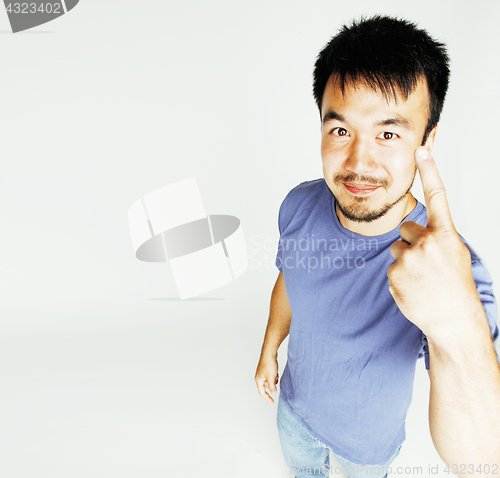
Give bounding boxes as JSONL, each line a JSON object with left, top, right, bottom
{"left": 275, "top": 178, "right": 499, "bottom": 465}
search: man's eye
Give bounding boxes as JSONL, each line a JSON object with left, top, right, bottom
{"left": 378, "top": 132, "right": 398, "bottom": 140}
{"left": 331, "top": 127, "right": 349, "bottom": 136}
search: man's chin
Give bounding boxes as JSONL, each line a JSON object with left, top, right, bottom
{"left": 335, "top": 192, "right": 409, "bottom": 223}
{"left": 330, "top": 176, "right": 415, "bottom": 224}
{"left": 336, "top": 201, "right": 389, "bottom": 223}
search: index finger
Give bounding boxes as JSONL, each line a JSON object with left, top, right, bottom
{"left": 415, "top": 147, "right": 454, "bottom": 231}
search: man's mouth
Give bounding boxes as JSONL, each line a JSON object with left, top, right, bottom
{"left": 343, "top": 182, "right": 381, "bottom": 196}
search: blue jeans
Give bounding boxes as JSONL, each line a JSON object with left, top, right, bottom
{"left": 276, "top": 394, "right": 401, "bottom": 478}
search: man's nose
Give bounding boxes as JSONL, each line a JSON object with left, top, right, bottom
{"left": 345, "top": 138, "right": 376, "bottom": 175}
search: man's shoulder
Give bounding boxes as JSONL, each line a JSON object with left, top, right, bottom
{"left": 281, "top": 178, "right": 327, "bottom": 208}
{"left": 277, "top": 178, "right": 328, "bottom": 233}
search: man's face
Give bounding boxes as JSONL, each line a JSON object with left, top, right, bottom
{"left": 321, "top": 76, "right": 434, "bottom": 225}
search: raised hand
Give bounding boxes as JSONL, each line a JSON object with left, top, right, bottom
{"left": 387, "top": 147, "right": 485, "bottom": 342}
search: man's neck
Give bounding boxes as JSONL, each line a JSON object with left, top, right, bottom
{"left": 335, "top": 194, "right": 418, "bottom": 237}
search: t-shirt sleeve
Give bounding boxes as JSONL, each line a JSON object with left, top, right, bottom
{"left": 274, "top": 184, "right": 301, "bottom": 273}
{"left": 471, "top": 257, "right": 499, "bottom": 361}
{"left": 274, "top": 179, "right": 337, "bottom": 274}
{"left": 275, "top": 198, "right": 286, "bottom": 273}
{"left": 420, "top": 334, "right": 430, "bottom": 370}
{"left": 420, "top": 256, "right": 499, "bottom": 370}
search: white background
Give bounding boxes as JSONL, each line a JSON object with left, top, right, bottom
{"left": 0, "top": 1, "right": 499, "bottom": 477}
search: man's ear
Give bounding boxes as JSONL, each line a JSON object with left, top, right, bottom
{"left": 424, "top": 125, "right": 438, "bottom": 151}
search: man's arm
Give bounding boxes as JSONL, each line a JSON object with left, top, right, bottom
{"left": 254, "top": 272, "right": 292, "bottom": 403}
{"left": 388, "top": 147, "right": 500, "bottom": 475}
{"left": 427, "top": 324, "right": 500, "bottom": 472}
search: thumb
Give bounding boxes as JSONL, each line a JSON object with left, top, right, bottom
{"left": 269, "top": 373, "right": 279, "bottom": 393}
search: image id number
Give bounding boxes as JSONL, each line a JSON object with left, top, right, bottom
{"left": 6, "top": 3, "right": 61, "bottom": 14}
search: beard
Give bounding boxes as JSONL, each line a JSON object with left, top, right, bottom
{"left": 333, "top": 169, "right": 416, "bottom": 223}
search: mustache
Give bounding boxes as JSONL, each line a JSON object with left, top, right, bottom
{"left": 333, "top": 173, "right": 390, "bottom": 189}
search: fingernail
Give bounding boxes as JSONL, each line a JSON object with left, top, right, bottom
{"left": 416, "top": 147, "right": 430, "bottom": 160}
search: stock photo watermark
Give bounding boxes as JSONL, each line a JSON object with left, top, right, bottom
{"left": 289, "top": 462, "right": 499, "bottom": 476}
{"left": 3, "top": 0, "right": 79, "bottom": 32}
{"left": 128, "top": 178, "right": 248, "bottom": 300}
{"left": 250, "top": 234, "right": 380, "bottom": 272}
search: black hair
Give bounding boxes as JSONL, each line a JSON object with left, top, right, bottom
{"left": 313, "top": 15, "right": 450, "bottom": 143}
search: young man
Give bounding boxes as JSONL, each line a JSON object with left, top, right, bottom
{"left": 255, "top": 16, "right": 500, "bottom": 478}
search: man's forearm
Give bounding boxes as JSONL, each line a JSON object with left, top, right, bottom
{"left": 255, "top": 272, "right": 292, "bottom": 402}
{"left": 427, "top": 307, "right": 500, "bottom": 474}
{"left": 260, "top": 272, "right": 292, "bottom": 358}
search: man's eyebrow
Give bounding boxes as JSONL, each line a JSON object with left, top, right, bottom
{"left": 375, "top": 116, "right": 412, "bottom": 130}
{"left": 322, "top": 110, "right": 345, "bottom": 125}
